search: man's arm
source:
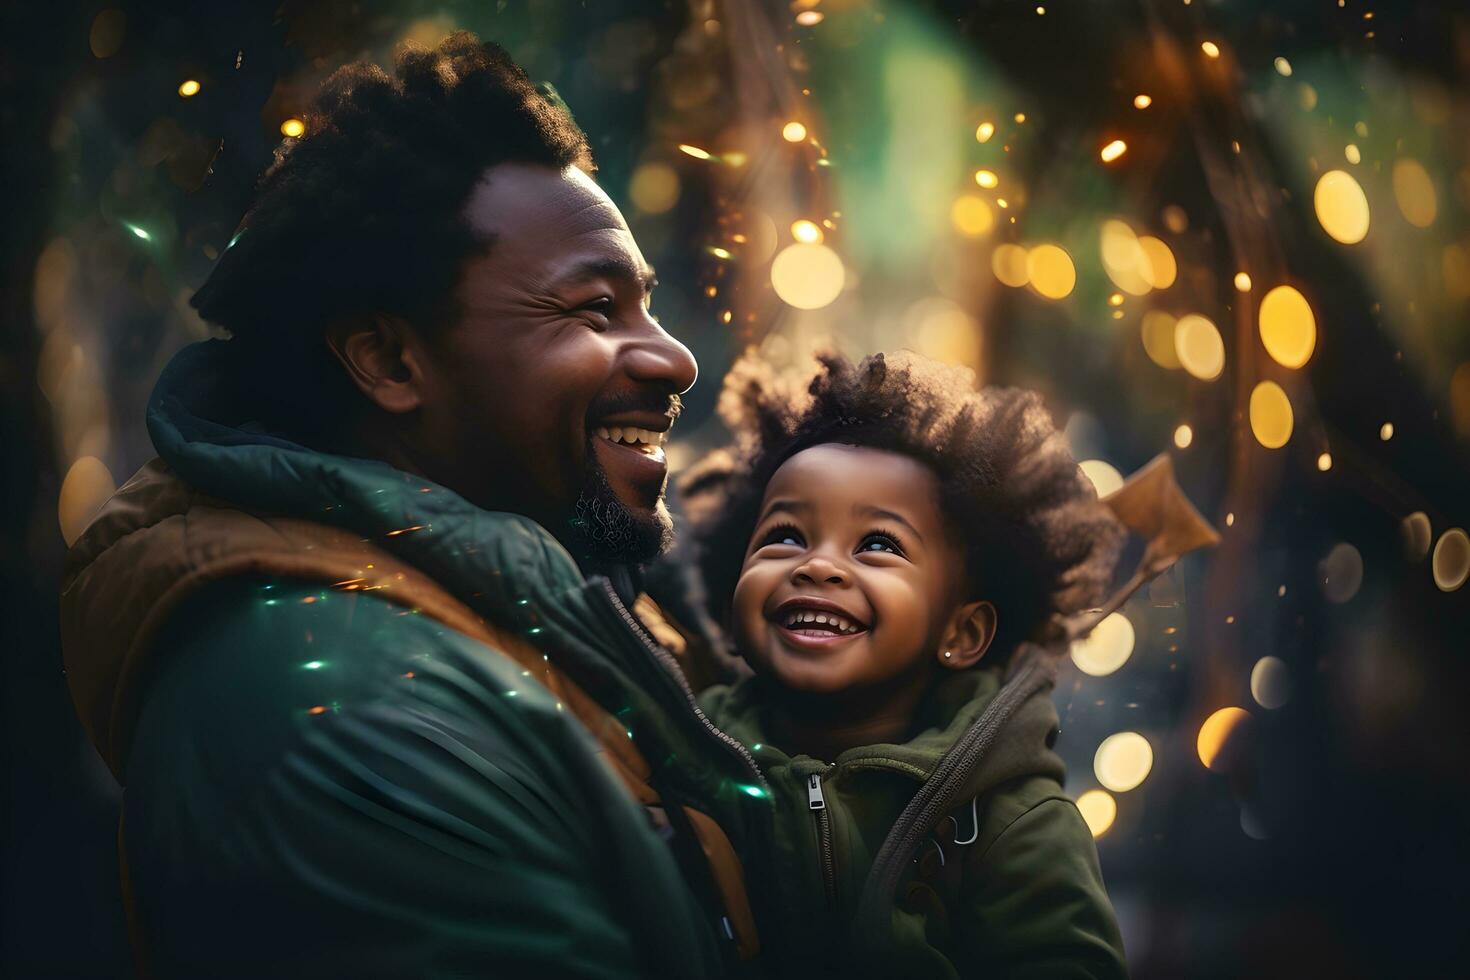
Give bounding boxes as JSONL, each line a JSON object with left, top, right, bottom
{"left": 121, "top": 577, "right": 719, "bottom": 979}
{"left": 956, "top": 777, "right": 1130, "bottom": 979}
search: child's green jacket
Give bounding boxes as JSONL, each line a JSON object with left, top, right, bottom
{"left": 700, "top": 661, "right": 1129, "bottom": 979}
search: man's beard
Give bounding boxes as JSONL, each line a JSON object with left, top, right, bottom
{"left": 568, "top": 454, "right": 673, "bottom": 565}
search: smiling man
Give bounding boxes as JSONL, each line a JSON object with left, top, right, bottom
{"left": 60, "top": 36, "right": 769, "bottom": 979}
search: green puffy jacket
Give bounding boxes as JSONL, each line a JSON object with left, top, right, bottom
{"left": 700, "top": 662, "right": 1129, "bottom": 979}
{"left": 61, "top": 341, "right": 774, "bottom": 978}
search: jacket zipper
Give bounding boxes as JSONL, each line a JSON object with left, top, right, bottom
{"left": 807, "top": 772, "right": 837, "bottom": 906}
{"left": 855, "top": 655, "right": 1054, "bottom": 943}
{"left": 596, "top": 578, "right": 770, "bottom": 797}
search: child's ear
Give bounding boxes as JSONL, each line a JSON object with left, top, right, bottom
{"left": 937, "top": 601, "right": 997, "bottom": 670}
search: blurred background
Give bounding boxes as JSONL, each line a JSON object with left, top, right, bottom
{"left": 3, "top": 1, "right": 1468, "bottom": 977}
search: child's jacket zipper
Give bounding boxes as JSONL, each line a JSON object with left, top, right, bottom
{"left": 807, "top": 771, "right": 837, "bottom": 906}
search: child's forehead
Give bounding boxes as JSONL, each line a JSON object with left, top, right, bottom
{"left": 761, "top": 443, "right": 943, "bottom": 514}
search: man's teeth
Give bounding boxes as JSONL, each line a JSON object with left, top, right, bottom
{"left": 783, "top": 610, "right": 863, "bottom": 634}
{"left": 594, "top": 425, "right": 668, "bottom": 448}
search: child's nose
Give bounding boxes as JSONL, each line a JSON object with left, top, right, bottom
{"left": 791, "top": 555, "right": 849, "bottom": 586}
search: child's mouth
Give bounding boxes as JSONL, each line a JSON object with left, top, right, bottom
{"left": 769, "top": 601, "right": 870, "bottom": 648}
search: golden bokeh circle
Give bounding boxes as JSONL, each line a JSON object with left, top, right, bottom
{"left": 1174, "top": 314, "right": 1224, "bottom": 381}
{"left": 770, "top": 243, "right": 845, "bottom": 310}
{"left": 1197, "top": 707, "right": 1250, "bottom": 769}
{"left": 1094, "top": 732, "right": 1153, "bottom": 792}
{"left": 1432, "top": 528, "right": 1469, "bottom": 592}
{"left": 950, "top": 196, "right": 994, "bottom": 238}
{"left": 1026, "top": 244, "right": 1076, "bottom": 299}
{"left": 1258, "top": 285, "right": 1316, "bottom": 369}
{"left": 1249, "top": 380, "right": 1294, "bottom": 449}
{"left": 1392, "top": 158, "right": 1437, "bottom": 228}
{"left": 1075, "top": 790, "right": 1117, "bottom": 838}
{"left": 1314, "top": 170, "right": 1370, "bottom": 244}
{"left": 1141, "top": 311, "right": 1180, "bottom": 369}
{"left": 991, "top": 244, "right": 1029, "bottom": 287}
{"left": 1070, "top": 613, "right": 1135, "bottom": 677}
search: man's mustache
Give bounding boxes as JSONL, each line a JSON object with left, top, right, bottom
{"left": 585, "top": 391, "right": 683, "bottom": 425}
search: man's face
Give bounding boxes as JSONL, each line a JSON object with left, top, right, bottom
{"left": 413, "top": 163, "right": 697, "bottom": 563}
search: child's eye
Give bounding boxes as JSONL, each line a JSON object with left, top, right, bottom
{"left": 858, "top": 531, "right": 905, "bottom": 556}
{"left": 759, "top": 524, "right": 805, "bottom": 548}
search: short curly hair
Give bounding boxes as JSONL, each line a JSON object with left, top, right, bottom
{"left": 679, "top": 350, "right": 1125, "bottom": 659}
{"left": 191, "top": 33, "right": 593, "bottom": 434}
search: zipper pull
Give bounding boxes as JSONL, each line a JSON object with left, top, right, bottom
{"left": 807, "top": 773, "right": 826, "bottom": 810}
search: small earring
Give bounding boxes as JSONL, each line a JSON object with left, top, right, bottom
{"left": 943, "top": 651, "right": 953, "bottom": 659}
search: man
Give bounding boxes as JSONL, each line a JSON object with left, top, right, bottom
{"left": 61, "top": 35, "right": 768, "bottom": 978}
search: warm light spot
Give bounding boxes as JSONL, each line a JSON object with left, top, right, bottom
{"left": 1076, "top": 790, "right": 1117, "bottom": 838}
{"left": 1201, "top": 41, "right": 1221, "bottom": 58}
{"left": 629, "top": 163, "right": 680, "bottom": 214}
{"left": 795, "top": 9, "right": 824, "bottom": 26}
{"left": 1274, "top": 56, "right": 1293, "bottom": 76}
{"left": 1141, "top": 311, "right": 1181, "bottom": 369}
{"left": 1071, "top": 613, "right": 1135, "bottom": 676}
{"left": 905, "top": 298, "right": 981, "bottom": 369}
{"left": 995, "top": 198, "right": 1008, "bottom": 209}
{"left": 723, "top": 152, "right": 748, "bottom": 167}
{"left": 1344, "top": 144, "right": 1361, "bottom": 165}
{"left": 974, "top": 169, "right": 999, "bottom": 189}
{"left": 301, "top": 595, "right": 316, "bottom": 604}
{"left": 1108, "top": 293, "right": 1124, "bottom": 306}
{"left": 950, "top": 196, "right": 994, "bottom": 237}
{"left": 1095, "top": 732, "right": 1153, "bottom": 792}
{"left": 1319, "top": 542, "right": 1363, "bottom": 603}
{"left": 1379, "top": 422, "right": 1394, "bottom": 441}
{"left": 991, "top": 244, "right": 1030, "bottom": 287}
{"left": 280, "top": 117, "right": 306, "bottom": 138}
{"left": 1251, "top": 657, "right": 1291, "bottom": 710}
{"left": 1138, "top": 237, "right": 1177, "bottom": 289}
{"left": 1299, "top": 84, "right": 1318, "bottom": 111}
{"left": 1026, "top": 244, "right": 1076, "bottom": 299}
{"left": 125, "top": 223, "right": 151, "bottom": 241}
{"left": 1249, "top": 381, "right": 1294, "bottom": 449}
{"left": 1175, "top": 314, "right": 1225, "bottom": 381}
{"left": 89, "top": 9, "right": 126, "bottom": 59}
{"left": 58, "top": 456, "right": 116, "bottom": 546}
{"left": 1079, "top": 459, "right": 1125, "bottom": 499}
{"left": 1445, "top": 248, "right": 1470, "bottom": 302}
{"left": 791, "top": 219, "right": 823, "bottom": 244}
{"left": 1100, "top": 220, "right": 1152, "bottom": 295}
{"left": 1100, "top": 140, "right": 1128, "bottom": 163}
{"left": 384, "top": 524, "right": 426, "bottom": 537}
{"left": 721, "top": 310, "right": 733, "bottom": 324}
{"left": 1314, "top": 170, "right": 1370, "bottom": 244}
{"left": 1226, "top": 512, "right": 1235, "bottom": 527}
{"left": 1453, "top": 362, "right": 1470, "bottom": 436}
{"left": 1197, "top": 707, "right": 1250, "bottom": 769}
{"left": 308, "top": 705, "right": 328, "bottom": 715}
{"left": 178, "top": 79, "right": 201, "bottom": 97}
{"left": 1354, "top": 121, "right": 1368, "bottom": 137}
{"left": 1317, "top": 452, "right": 1333, "bottom": 471}
{"left": 1133, "top": 94, "right": 1152, "bottom": 109}
{"left": 1234, "top": 272, "right": 1252, "bottom": 292}
{"left": 782, "top": 121, "right": 808, "bottom": 143}
{"left": 1014, "top": 112, "right": 1026, "bottom": 123}
{"left": 1258, "top": 285, "right": 1317, "bottom": 369}
{"left": 1432, "top": 528, "right": 1470, "bottom": 592}
{"left": 1392, "top": 158, "right": 1437, "bottom": 228}
{"left": 678, "top": 143, "right": 713, "bottom": 160}
{"left": 1163, "top": 205, "right": 1188, "bottom": 233}
{"left": 1174, "top": 424, "right": 1193, "bottom": 449}
{"left": 771, "top": 243, "right": 844, "bottom": 310}
{"left": 975, "top": 121, "right": 995, "bottom": 143}
{"left": 1402, "top": 512, "right": 1432, "bottom": 562}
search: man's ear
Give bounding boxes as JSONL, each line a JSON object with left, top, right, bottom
{"left": 324, "top": 314, "right": 426, "bottom": 415}
{"left": 937, "top": 600, "right": 997, "bottom": 670}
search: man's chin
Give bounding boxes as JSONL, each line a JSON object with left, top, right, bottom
{"left": 570, "top": 477, "right": 674, "bottom": 565}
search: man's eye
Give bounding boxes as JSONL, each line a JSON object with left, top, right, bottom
{"left": 580, "top": 297, "right": 613, "bottom": 317}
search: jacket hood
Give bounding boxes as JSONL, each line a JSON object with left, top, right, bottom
{"left": 61, "top": 340, "right": 608, "bottom": 776}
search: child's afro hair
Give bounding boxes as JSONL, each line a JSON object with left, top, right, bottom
{"left": 679, "top": 350, "right": 1125, "bottom": 659}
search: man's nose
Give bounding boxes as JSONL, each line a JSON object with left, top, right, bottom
{"left": 623, "top": 316, "right": 698, "bottom": 395}
{"left": 792, "top": 554, "right": 849, "bottom": 587}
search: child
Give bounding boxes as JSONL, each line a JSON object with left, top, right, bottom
{"left": 682, "top": 350, "right": 1130, "bottom": 979}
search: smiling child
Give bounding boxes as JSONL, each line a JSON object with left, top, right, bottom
{"left": 683, "top": 350, "right": 1130, "bottom": 978}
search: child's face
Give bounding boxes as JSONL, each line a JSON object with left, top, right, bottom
{"left": 731, "top": 443, "right": 971, "bottom": 696}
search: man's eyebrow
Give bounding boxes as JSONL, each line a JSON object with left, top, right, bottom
{"left": 758, "top": 498, "right": 810, "bottom": 522}
{"left": 550, "top": 256, "right": 657, "bottom": 292}
{"left": 857, "top": 505, "right": 925, "bottom": 544}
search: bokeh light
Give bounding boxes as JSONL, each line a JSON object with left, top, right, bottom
{"left": 1197, "top": 707, "right": 1250, "bottom": 769}
{"left": 1432, "top": 528, "right": 1469, "bottom": 592}
{"left": 280, "top": 117, "right": 306, "bottom": 138}
{"left": 974, "top": 169, "right": 998, "bottom": 189}
{"left": 1100, "top": 140, "right": 1127, "bottom": 163}
{"left": 1026, "top": 243, "right": 1076, "bottom": 299}
{"left": 975, "top": 121, "right": 994, "bottom": 143}
{"left": 1095, "top": 732, "right": 1153, "bottom": 792}
{"left": 58, "top": 456, "right": 115, "bottom": 547}
{"left": 1071, "top": 612, "right": 1135, "bottom": 676}
{"left": 1174, "top": 314, "right": 1224, "bottom": 381}
{"left": 950, "top": 196, "right": 993, "bottom": 237}
{"left": 629, "top": 163, "right": 679, "bottom": 214}
{"left": 1258, "top": 285, "right": 1316, "bottom": 369}
{"left": 791, "top": 219, "right": 823, "bottom": 244}
{"left": 781, "top": 121, "right": 807, "bottom": 143}
{"left": 1249, "top": 380, "right": 1294, "bottom": 449}
{"left": 1133, "top": 94, "right": 1152, "bottom": 109}
{"left": 1250, "top": 657, "right": 1291, "bottom": 710}
{"left": 1392, "top": 158, "right": 1437, "bottom": 228}
{"left": 1319, "top": 542, "right": 1364, "bottom": 603}
{"left": 1141, "top": 311, "right": 1181, "bottom": 369}
{"left": 1100, "top": 219, "right": 1152, "bottom": 296}
{"left": 1076, "top": 790, "right": 1117, "bottom": 838}
{"left": 1317, "top": 452, "right": 1333, "bottom": 472}
{"left": 1234, "top": 272, "right": 1252, "bottom": 292}
{"left": 1402, "top": 512, "right": 1432, "bottom": 562}
{"left": 1379, "top": 422, "right": 1394, "bottom": 441}
{"left": 991, "top": 244, "right": 1029, "bottom": 287}
{"left": 1314, "top": 170, "right": 1370, "bottom": 244}
{"left": 1174, "top": 424, "right": 1193, "bottom": 449}
{"left": 1137, "top": 237, "right": 1176, "bottom": 289}
{"left": 177, "top": 79, "right": 201, "bottom": 98}
{"left": 1079, "top": 459, "right": 1124, "bottom": 498}
{"left": 770, "top": 243, "right": 844, "bottom": 310}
